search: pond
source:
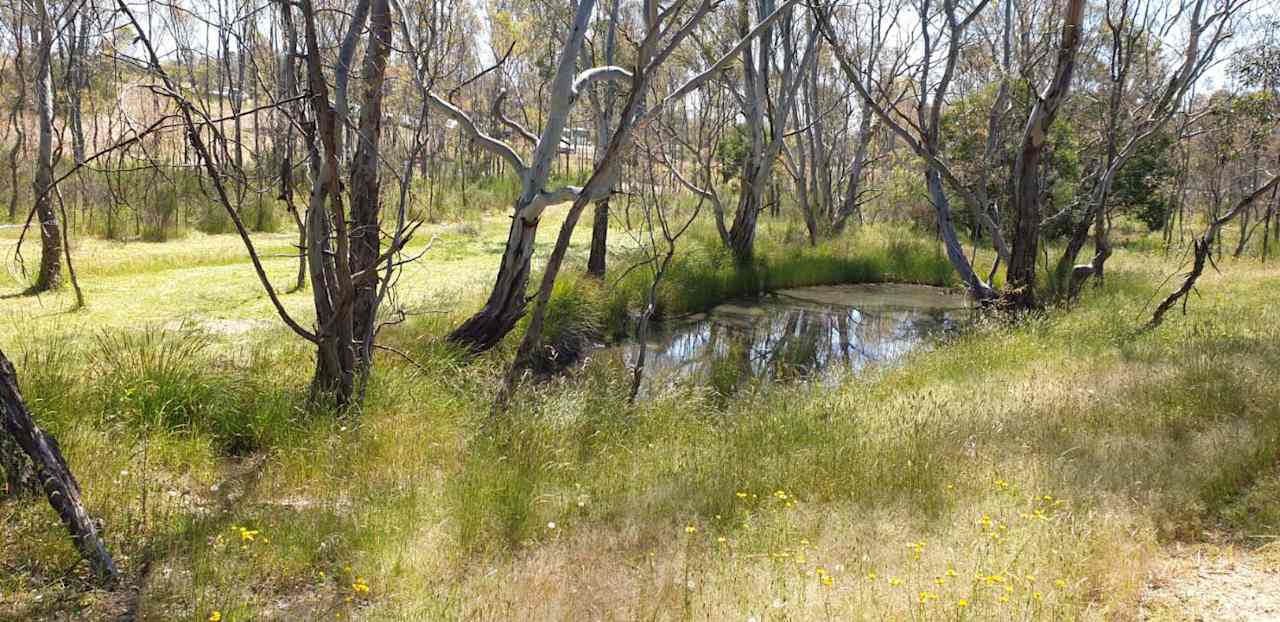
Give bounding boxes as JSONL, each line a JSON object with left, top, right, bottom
{"left": 612, "top": 283, "right": 973, "bottom": 398}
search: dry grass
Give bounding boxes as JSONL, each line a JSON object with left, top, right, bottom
{"left": 1, "top": 216, "right": 1279, "bottom": 621}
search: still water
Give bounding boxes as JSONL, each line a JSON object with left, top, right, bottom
{"left": 613, "top": 283, "right": 972, "bottom": 397}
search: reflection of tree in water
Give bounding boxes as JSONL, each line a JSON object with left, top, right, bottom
{"left": 621, "top": 291, "right": 965, "bottom": 399}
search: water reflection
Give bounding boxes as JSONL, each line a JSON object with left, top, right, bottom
{"left": 614, "top": 284, "right": 971, "bottom": 398}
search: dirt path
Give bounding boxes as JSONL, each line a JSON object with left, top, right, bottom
{"left": 1142, "top": 541, "right": 1280, "bottom": 621}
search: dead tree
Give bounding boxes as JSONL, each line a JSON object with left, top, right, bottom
{"left": 1052, "top": 0, "right": 1249, "bottom": 299}
{"left": 627, "top": 94, "right": 722, "bottom": 402}
{"left": 1145, "top": 172, "right": 1280, "bottom": 331}
{"left": 0, "top": 348, "right": 118, "bottom": 586}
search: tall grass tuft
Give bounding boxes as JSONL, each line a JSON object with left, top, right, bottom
{"left": 89, "top": 327, "right": 309, "bottom": 454}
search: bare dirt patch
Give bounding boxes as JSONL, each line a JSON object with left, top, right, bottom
{"left": 1142, "top": 541, "right": 1280, "bottom": 621}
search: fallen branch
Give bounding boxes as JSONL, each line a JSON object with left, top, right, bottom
{"left": 0, "top": 347, "right": 118, "bottom": 586}
{"left": 1144, "top": 173, "right": 1280, "bottom": 331}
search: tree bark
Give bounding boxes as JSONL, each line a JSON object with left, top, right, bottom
{"left": 0, "top": 348, "right": 118, "bottom": 586}
{"left": 586, "top": 0, "right": 620, "bottom": 278}
{"left": 32, "top": 0, "right": 62, "bottom": 293}
{"left": 348, "top": 0, "right": 393, "bottom": 369}
{"left": 587, "top": 199, "right": 610, "bottom": 277}
{"left": 1006, "top": 0, "right": 1085, "bottom": 308}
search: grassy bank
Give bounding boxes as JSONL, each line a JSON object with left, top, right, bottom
{"left": 2, "top": 213, "right": 1278, "bottom": 620}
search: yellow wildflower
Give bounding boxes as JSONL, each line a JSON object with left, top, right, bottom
{"left": 957, "top": 599, "right": 969, "bottom": 608}
{"left": 208, "top": 612, "right": 222, "bottom": 622}
{"left": 352, "top": 578, "right": 370, "bottom": 595}
{"left": 685, "top": 525, "right": 697, "bottom": 534}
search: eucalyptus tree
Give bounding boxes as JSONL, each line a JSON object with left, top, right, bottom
{"left": 817, "top": 0, "right": 1007, "bottom": 300}
{"left": 720, "top": 0, "right": 819, "bottom": 264}
{"left": 427, "top": 0, "right": 626, "bottom": 352}
{"left": 499, "top": 0, "right": 804, "bottom": 404}
{"left": 1003, "top": 0, "right": 1086, "bottom": 308}
{"left": 4, "top": 3, "right": 28, "bottom": 222}
{"left": 584, "top": 0, "right": 624, "bottom": 277}
{"left": 118, "top": 0, "right": 418, "bottom": 406}
{"left": 827, "top": 0, "right": 894, "bottom": 234}
{"left": 29, "top": 0, "right": 60, "bottom": 293}
{"left": 1051, "top": 0, "right": 1250, "bottom": 299}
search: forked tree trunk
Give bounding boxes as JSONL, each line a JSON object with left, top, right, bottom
{"left": 728, "top": 173, "right": 767, "bottom": 264}
{"left": 1006, "top": 0, "right": 1085, "bottom": 308}
{"left": 0, "top": 348, "right": 118, "bottom": 586}
{"left": 32, "top": 0, "right": 61, "bottom": 293}
{"left": 446, "top": 0, "right": 599, "bottom": 351}
{"left": 832, "top": 109, "right": 873, "bottom": 233}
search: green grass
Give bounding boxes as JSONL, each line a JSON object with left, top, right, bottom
{"left": 2, "top": 202, "right": 1279, "bottom": 621}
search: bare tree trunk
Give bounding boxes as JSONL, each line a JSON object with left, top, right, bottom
{"left": 275, "top": 0, "right": 308, "bottom": 291}
{"left": 0, "top": 348, "right": 118, "bottom": 586}
{"left": 32, "top": 0, "right": 62, "bottom": 293}
{"left": 300, "top": 0, "right": 357, "bottom": 404}
{"left": 586, "top": 0, "right": 620, "bottom": 278}
{"left": 7, "top": 10, "right": 28, "bottom": 222}
{"left": 67, "top": 7, "right": 92, "bottom": 166}
{"left": 587, "top": 199, "right": 610, "bottom": 276}
{"left": 1006, "top": 0, "right": 1085, "bottom": 308}
{"left": 832, "top": 107, "right": 872, "bottom": 233}
{"left": 348, "top": 0, "right": 393, "bottom": 369}
{"left": 445, "top": 0, "right": 600, "bottom": 351}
